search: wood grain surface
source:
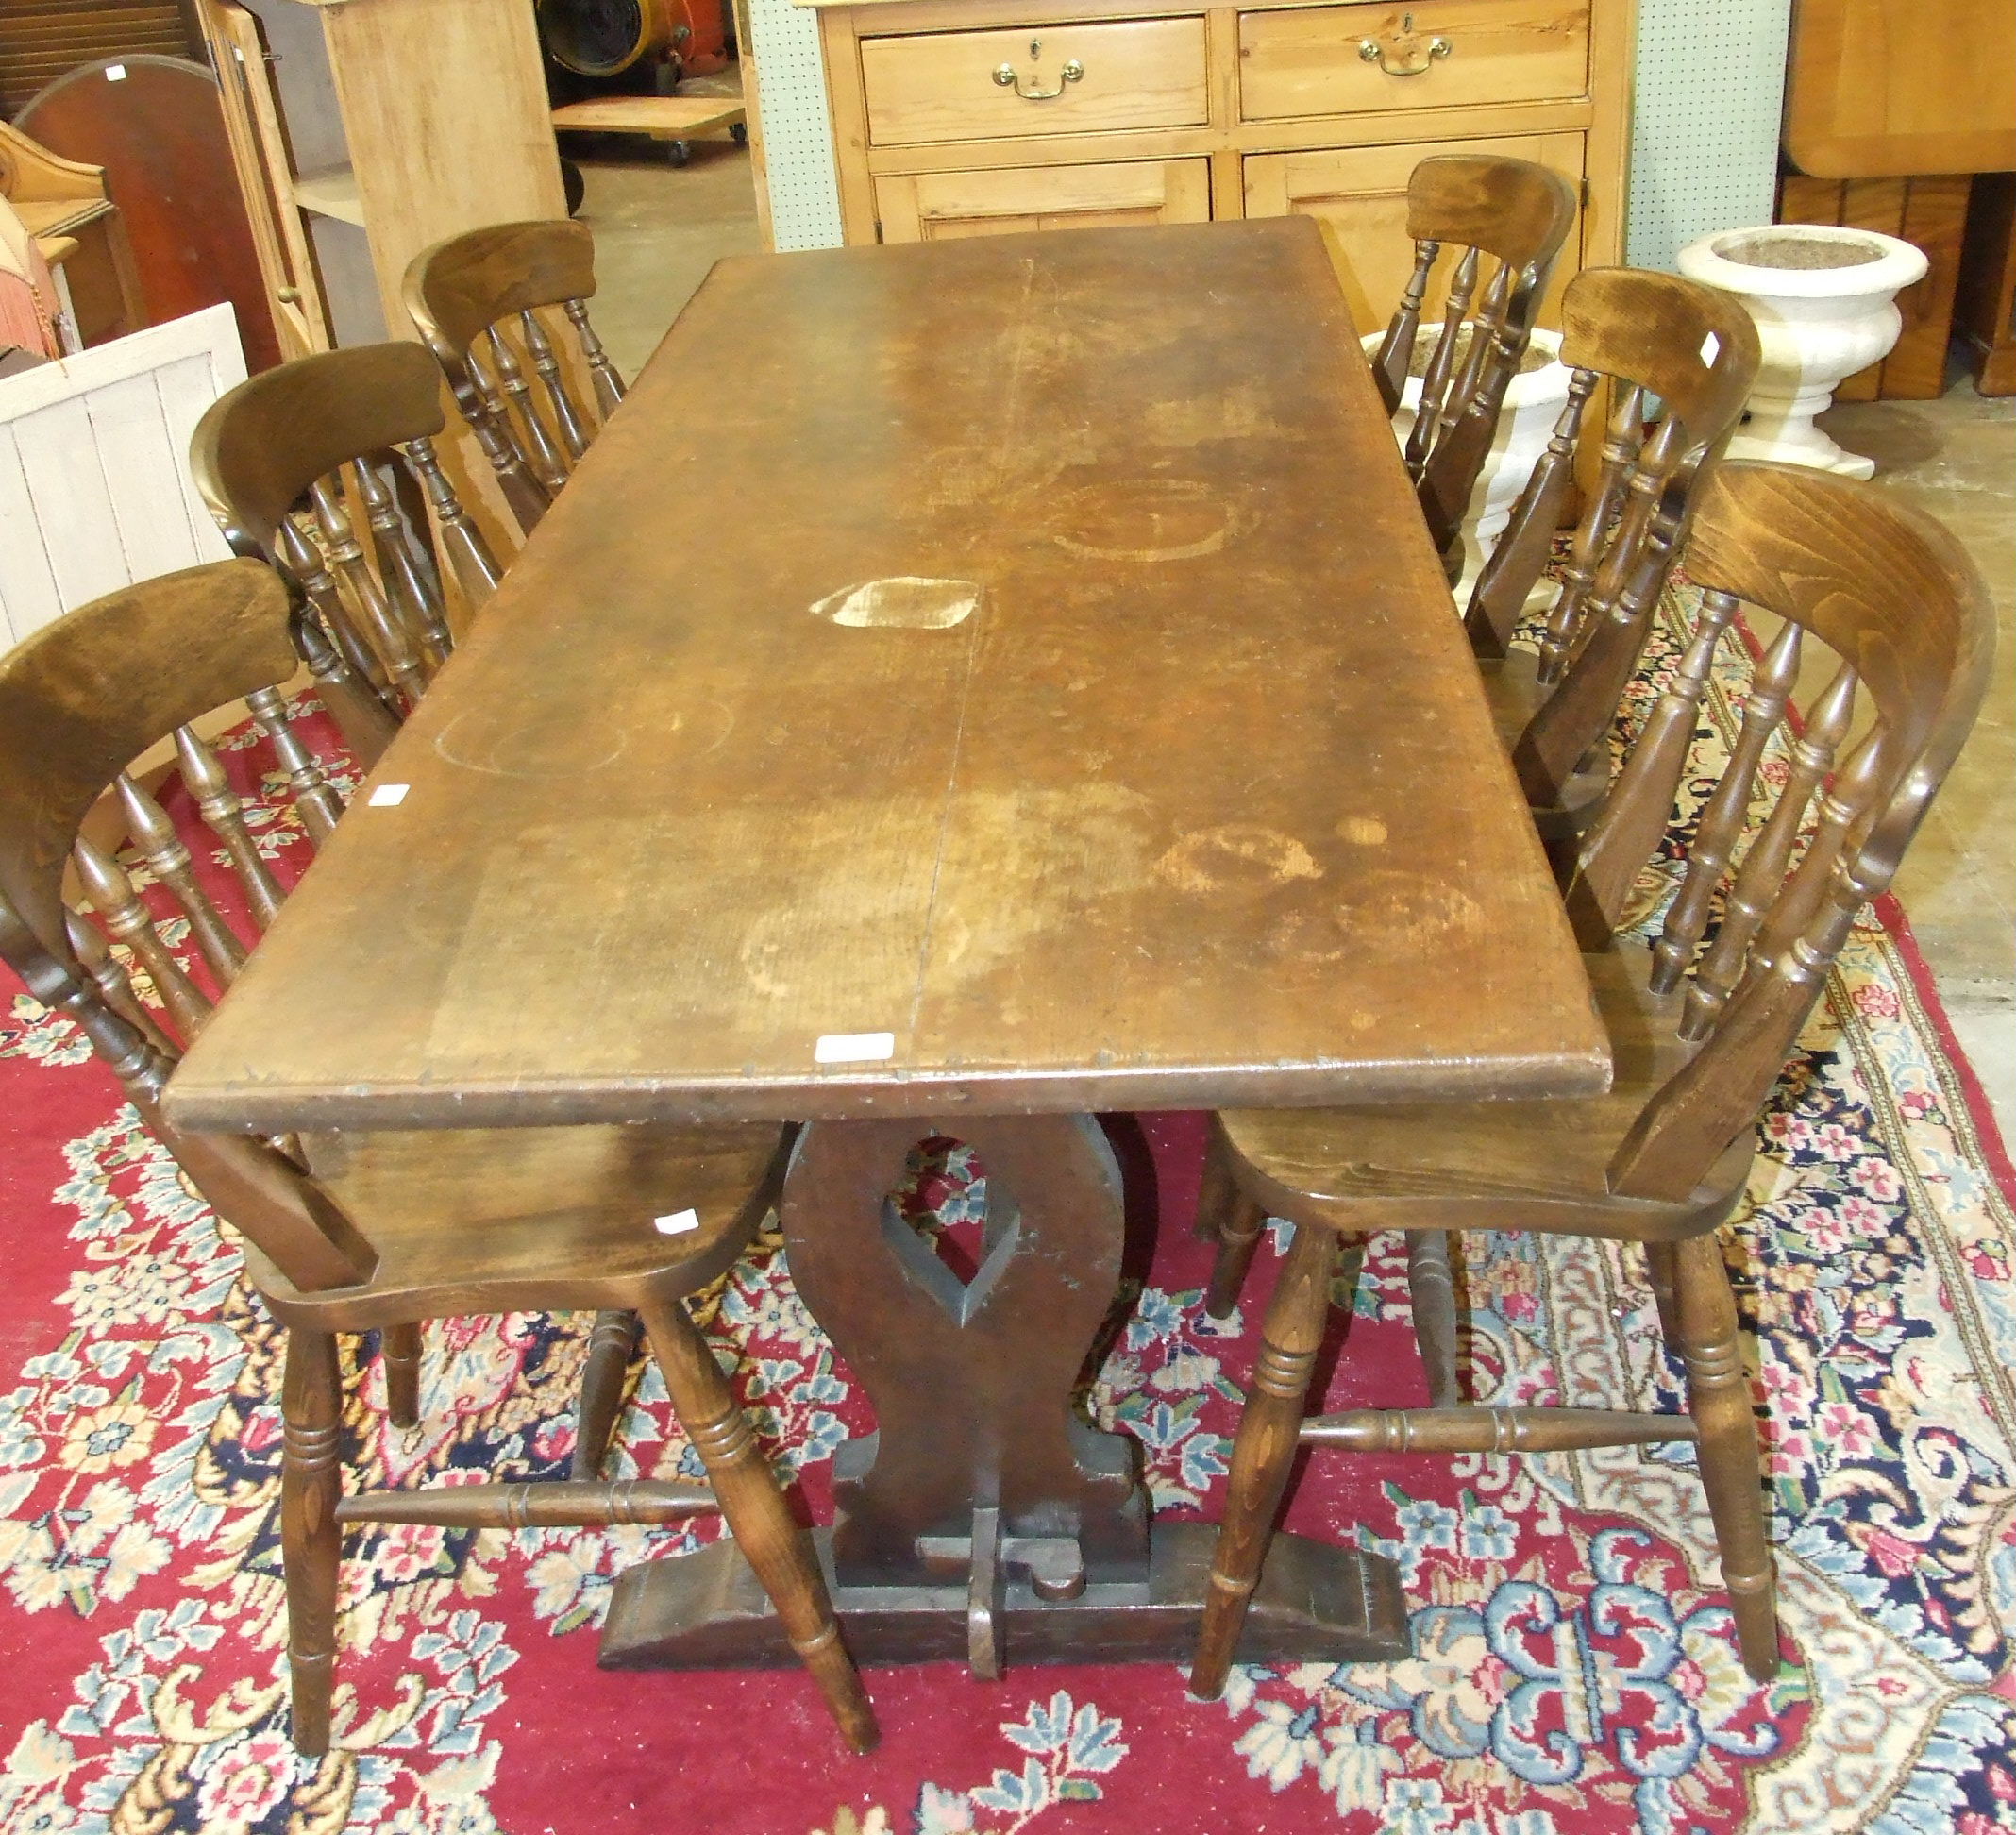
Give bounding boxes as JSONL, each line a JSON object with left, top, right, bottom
{"left": 166, "top": 219, "right": 1606, "bottom": 1135}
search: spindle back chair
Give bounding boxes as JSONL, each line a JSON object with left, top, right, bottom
{"left": 402, "top": 219, "right": 626, "bottom": 535}
{"left": 0, "top": 563, "right": 877, "bottom": 1759}
{"left": 1188, "top": 463, "right": 1994, "bottom": 1704}
{"left": 190, "top": 342, "right": 503, "bottom": 770}
{"left": 1464, "top": 269, "right": 1761, "bottom": 879}
{"left": 1370, "top": 155, "right": 1579, "bottom": 578}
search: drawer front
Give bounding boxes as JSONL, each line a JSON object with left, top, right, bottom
{"left": 862, "top": 19, "right": 1208, "bottom": 147}
{"left": 1239, "top": 2, "right": 1590, "bottom": 123}
{"left": 877, "top": 159, "right": 1213, "bottom": 241}
{"left": 1244, "top": 133, "right": 1585, "bottom": 330}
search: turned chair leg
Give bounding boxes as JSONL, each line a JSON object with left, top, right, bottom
{"left": 1673, "top": 1233, "right": 1780, "bottom": 1681}
{"left": 1405, "top": 1230, "right": 1461, "bottom": 1406}
{"left": 637, "top": 1294, "right": 879, "bottom": 1753}
{"left": 1204, "top": 1195, "right": 1268, "bottom": 1321}
{"left": 381, "top": 1322, "right": 421, "bottom": 1429}
{"left": 281, "top": 1325, "right": 345, "bottom": 1756}
{"left": 1201, "top": 1129, "right": 1269, "bottom": 1319}
{"left": 573, "top": 1309, "right": 639, "bottom": 1479}
{"left": 1194, "top": 1123, "right": 1235, "bottom": 1242}
{"left": 1644, "top": 1240, "right": 1680, "bottom": 1346}
{"left": 1190, "top": 1221, "right": 1336, "bottom": 1699}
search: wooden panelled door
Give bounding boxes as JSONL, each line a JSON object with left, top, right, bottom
{"left": 197, "top": 0, "right": 332, "bottom": 361}
{"left": 875, "top": 158, "right": 1211, "bottom": 241}
{"left": 1245, "top": 132, "right": 1586, "bottom": 331}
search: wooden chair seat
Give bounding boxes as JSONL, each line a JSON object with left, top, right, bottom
{"left": 1217, "top": 944, "right": 1752, "bottom": 1242}
{"left": 258, "top": 1121, "right": 787, "bottom": 1321}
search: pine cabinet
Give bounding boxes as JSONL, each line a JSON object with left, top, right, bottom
{"left": 809, "top": 0, "right": 1633, "bottom": 332}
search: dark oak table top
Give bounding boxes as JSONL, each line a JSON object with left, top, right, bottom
{"left": 166, "top": 217, "right": 1609, "bottom": 1136}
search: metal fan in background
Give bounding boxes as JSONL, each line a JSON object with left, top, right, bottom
{"left": 536, "top": 0, "right": 728, "bottom": 83}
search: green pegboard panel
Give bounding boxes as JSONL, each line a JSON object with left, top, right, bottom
{"left": 1628, "top": 0, "right": 1793, "bottom": 270}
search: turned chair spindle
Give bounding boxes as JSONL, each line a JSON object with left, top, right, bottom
{"left": 1452, "top": 269, "right": 1762, "bottom": 902}
{"left": 403, "top": 219, "right": 627, "bottom": 535}
{"left": 1189, "top": 463, "right": 1995, "bottom": 1702}
{"left": 191, "top": 342, "right": 505, "bottom": 769}
{"left": 1369, "top": 156, "right": 1579, "bottom": 581}
{"left": 0, "top": 562, "right": 877, "bottom": 1759}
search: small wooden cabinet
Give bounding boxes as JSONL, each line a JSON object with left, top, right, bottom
{"left": 810, "top": 0, "right": 1633, "bottom": 334}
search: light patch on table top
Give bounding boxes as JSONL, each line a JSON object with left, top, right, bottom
{"left": 1049, "top": 478, "right": 1255, "bottom": 564}
{"left": 1154, "top": 824, "right": 1324, "bottom": 896}
{"left": 1337, "top": 815, "right": 1390, "bottom": 847}
{"left": 811, "top": 577, "right": 981, "bottom": 630}
{"left": 1139, "top": 381, "right": 1283, "bottom": 448}
{"left": 434, "top": 706, "right": 632, "bottom": 778}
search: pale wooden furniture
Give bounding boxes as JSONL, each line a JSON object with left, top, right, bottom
{"left": 192, "top": 0, "right": 566, "bottom": 351}
{"left": 803, "top": 0, "right": 1632, "bottom": 340}
{"left": 1777, "top": 0, "right": 2015, "bottom": 400}
{"left": 1187, "top": 460, "right": 1996, "bottom": 1703}
{"left": 190, "top": 342, "right": 506, "bottom": 764}
{"left": 549, "top": 93, "right": 748, "bottom": 165}
{"left": 403, "top": 222, "right": 627, "bottom": 535}
{"left": 0, "top": 118, "right": 144, "bottom": 349}
{"left": 1377, "top": 154, "right": 1575, "bottom": 577}
{"left": 0, "top": 560, "right": 879, "bottom": 1757}
{"left": 164, "top": 219, "right": 1610, "bottom": 1679}
{"left": 1782, "top": 0, "right": 2014, "bottom": 180}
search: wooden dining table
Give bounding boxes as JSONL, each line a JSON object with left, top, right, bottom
{"left": 165, "top": 215, "right": 1610, "bottom": 1678}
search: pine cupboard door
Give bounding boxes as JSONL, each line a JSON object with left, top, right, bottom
{"left": 1243, "top": 132, "right": 1586, "bottom": 334}
{"left": 875, "top": 159, "right": 1211, "bottom": 242}
{"left": 199, "top": 0, "right": 333, "bottom": 360}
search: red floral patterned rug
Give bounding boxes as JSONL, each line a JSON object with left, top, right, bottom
{"left": 2, "top": 596, "right": 2013, "bottom": 1835}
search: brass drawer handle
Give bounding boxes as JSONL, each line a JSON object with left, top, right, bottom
{"left": 1359, "top": 14, "right": 1452, "bottom": 76}
{"left": 992, "top": 56, "right": 1084, "bottom": 100}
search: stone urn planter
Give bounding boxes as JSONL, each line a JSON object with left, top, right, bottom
{"left": 1676, "top": 225, "right": 1928, "bottom": 479}
{"left": 1367, "top": 325, "right": 1572, "bottom": 599}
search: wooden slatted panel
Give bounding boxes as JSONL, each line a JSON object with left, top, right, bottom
{"left": 0, "top": 303, "right": 244, "bottom": 648}
{"left": 0, "top": 3, "right": 197, "bottom": 115}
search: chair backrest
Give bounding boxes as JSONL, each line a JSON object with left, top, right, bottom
{"left": 190, "top": 341, "right": 502, "bottom": 761}
{"left": 1561, "top": 463, "right": 1993, "bottom": 1204}
{"left": 1469, "top": 269, "right": 1761, "bottom": 804}
{"left": 1370, "top": 155, "right": 1579, "bottom": 567}
{"left": 0, "top": 561, "right": 377, "bottom": 1291}
{"left": 402, "top": 218, "right": 626, "bottom": 536}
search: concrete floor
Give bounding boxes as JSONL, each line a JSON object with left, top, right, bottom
{"left": 1821, "top": 382, "right": 2014, "bottom": 1140}
{"left": 577, "top": 163, "right": 2011, "bottom": 1139}
{"left": 575, "top": 147, "right": 763, "bottom": 380}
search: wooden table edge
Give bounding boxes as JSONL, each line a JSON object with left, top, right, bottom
{"left": 162, "top": 1048, "right": 1614, "bottom": 1135}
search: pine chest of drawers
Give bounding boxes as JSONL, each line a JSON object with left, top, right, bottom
{"left": 804, "top": 0, "right": 1632, "bottom": 335}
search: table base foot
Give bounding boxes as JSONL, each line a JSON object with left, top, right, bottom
{"left": 599, "top": 1523, "right": 1406, "bottom": 1671}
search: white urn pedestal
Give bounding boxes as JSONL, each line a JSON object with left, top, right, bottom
{"left": 1676, "top": 226, "right": 1928, "bottom": 480}
{"left": 1367, "top": 326, "right": 1572, "bottom": 602}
